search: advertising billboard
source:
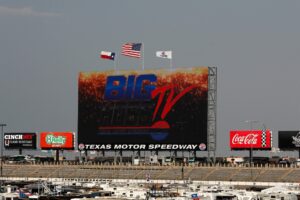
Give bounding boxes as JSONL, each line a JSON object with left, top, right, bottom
{"left": 278, "top": 131, "right": 300, "bottom": 149}
{"left": 230, "top": 130, "right": 272, "bottom": 150}
{"left": 40, "top": 132, "right": 74, "bottom": 150}
{"left": 78, "top": 67, "right": 209, "bottom": 150}
{"left": 4, "top": 133, "right": 37, "bottom": 149}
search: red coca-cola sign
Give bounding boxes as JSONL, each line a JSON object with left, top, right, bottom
{"left": 230, "top": 130, "right": 272, "bottom": 149}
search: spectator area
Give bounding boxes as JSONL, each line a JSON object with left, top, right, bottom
{"left": 3, "top": 163, "right": 300, "bottom": 183}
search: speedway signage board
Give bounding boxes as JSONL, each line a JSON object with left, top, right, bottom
{"left": 230, "top": 130, "right": 272, "bottom": 150}
{"left": 4, "top": 133, "right": 37, "bottom": 149}
{"left": 40, "top": 132, "right": 74, "bottom": 149}
{"left": 78, "top": 67, "right": 209, "bottom": 150}
{"left": 278, "top": 131, "right": 300, "bottom": 149}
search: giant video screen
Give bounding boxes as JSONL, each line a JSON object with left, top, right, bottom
{"left": 278, "top": 131, "right": 300, "bottom": 149}
{"left": 78, "top": 67, "right": 208, "bottom": 151}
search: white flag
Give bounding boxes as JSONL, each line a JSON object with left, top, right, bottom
{"left": 156, "top": 51, "right": 172, "bottom": 59}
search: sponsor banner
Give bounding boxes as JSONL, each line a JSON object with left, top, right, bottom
{"left": 78, "top": 143, "right": 207, "bottom": 151}
{"left": 78, "top": 67, "right": 208, "bottom": 151}
{"left": 230, "top": 130, "right": 272, "bottom": 150}
{"left": 278, "top": 131, "right": 300, "bottom": 149}
{"left": 4, "top": 133, "right": 37, "bottom": 149}
{"left": 40, "top": 132, "right": 74, "bottom": 150}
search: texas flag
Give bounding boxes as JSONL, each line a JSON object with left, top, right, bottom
{"left": 100, "top": 51, "right": 115, "bottom": 60}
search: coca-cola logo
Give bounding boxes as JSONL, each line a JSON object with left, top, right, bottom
{"left": 232, "top": 133, "right": 258, "bottom": 145}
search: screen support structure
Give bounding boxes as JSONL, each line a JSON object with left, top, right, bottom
{"left": 114, "top": 150, "right": 123, "bottom": 164}
{"left": 133, "top": 151, "right": 141, "bottom": 163}
{"left": 207, "top": 67, "right": 217, "bottom": 163}
{"left": 55, "top": 150, "right": 60, "bottom": 162}
{"left": 189, "top": 151, "right": 196, "bottom": 160}
{"left": 100, "top": 150, "right": 105, "bottom": 158}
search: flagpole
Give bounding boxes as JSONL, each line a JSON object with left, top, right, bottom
{"left": 114, "top": 52, "right": 117, "bottom": 71}
{"left": 142, "top": 43, "right": 144, "bottom": 70}
{"left": 169, "top": 51, "right": 173, "bottom": 70}
{"left": 170, "top": 51, "right": 173, "bottom": 70}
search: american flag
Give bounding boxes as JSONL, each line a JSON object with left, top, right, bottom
{"left": 121, "top": 43, "right": 142, "bottom": 58}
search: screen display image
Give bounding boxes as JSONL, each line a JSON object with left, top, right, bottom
{"left": 230, "top": 130, "right": 272, "bottom": 150}
{"left": 4, "top": 133, "right": 37, "bottom": 149}
{"left": 78, "top": 67, "right": 209, "bottom": 150}
{"left": 40, "top": 132, "right": 74, "bottom": 150}
{"left": 278, "top": 131, "right": 300, "bottom": 149}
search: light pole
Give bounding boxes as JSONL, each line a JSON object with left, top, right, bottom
{"left": 243, "top": 120, "right": 259, "bottom": 167}
{"left": 0, "top": 124, "right": 7, "bottom": 178}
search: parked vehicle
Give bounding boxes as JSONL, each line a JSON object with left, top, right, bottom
{"left": 7, "top": 155, "right": 27, "bottom": 164}
{"left": 33, "top": 156, "right": 54, "bottom": 163}
{"left": 278, "top": 159, "right": 290, "bottom": 166}
{"left": 269, "top": 156, "right": 281, "bottom": 165}
{"left": 294, "top": 159, "right": 300, "bottom": 167}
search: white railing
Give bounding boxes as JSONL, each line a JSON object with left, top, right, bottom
{"left": 0, "top": 176, "right": 299, "bottom": 188}
{"left": 3, "top": 162, "right": 298, "bottom": 169}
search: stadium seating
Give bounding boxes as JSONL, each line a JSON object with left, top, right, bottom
{"left": 3, "top": 163, "right": 300, "bottom": 183}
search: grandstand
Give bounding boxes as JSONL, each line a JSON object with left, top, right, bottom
{"left": 3, "top": 163, "right": 300, "bottom": 183}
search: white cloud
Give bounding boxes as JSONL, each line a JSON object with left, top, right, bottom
{"left": 0, "top": 6, "right": 61, "bottom": 17}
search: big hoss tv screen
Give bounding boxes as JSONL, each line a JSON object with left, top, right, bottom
{"left": 78, "top": 67, "right": 208, "bottom": 151}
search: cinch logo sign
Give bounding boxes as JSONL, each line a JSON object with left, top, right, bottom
{"left": 4, "top": 134, "right": 33, "bottom": 140}
{"left": 46, "top": 134, "right": 66, "bottom": 145}
{"left": 4, "top": 135, "right": 23, "bottom": 140}
{"left": 3, "top": 133, "right": 37, "bottom": 149}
